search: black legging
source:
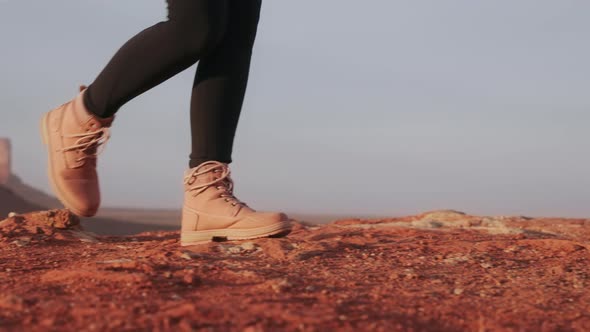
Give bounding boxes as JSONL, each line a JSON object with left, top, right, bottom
{"left": 83, "top": 0, "right": 262, "bottom": 168}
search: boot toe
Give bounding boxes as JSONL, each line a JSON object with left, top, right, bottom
{"left": 244, "top": 211, "right": 290, "bottom": 227}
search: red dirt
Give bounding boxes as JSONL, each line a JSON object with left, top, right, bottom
{"left": 1, "top": 209, "right": 589, "bottom": 331}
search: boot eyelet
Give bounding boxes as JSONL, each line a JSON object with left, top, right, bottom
{"left": 224, "top": 198, "right": 229, "bottom": 202}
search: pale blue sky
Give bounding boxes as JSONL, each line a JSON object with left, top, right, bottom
{"left": 1, "top": 1, "right": 589, "bottom": 217}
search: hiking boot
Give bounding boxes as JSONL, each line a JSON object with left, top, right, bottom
{"left": 181, "top": 160, "right": 291, "bottom": 245}
{"left": 40, "top": 85, "right": 113, "bottom": 217}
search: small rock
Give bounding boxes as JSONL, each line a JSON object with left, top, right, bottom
{"left": 442, "top": 255, "right": 470, "bottom": 264}
{"left": 404, "top": 273, "right": 418, "bottom": 280}
{"left": 453, "top": 288, "right": 464, "bottom": 295}
{"left": 11, "top": 237, "right": 31, "bottom": 247}
{"left": 428, "top": 221, "right": 444, "bottom": 228}
{"left": 237, "top": 270, "right": 259, "bottom": 278}
{"left": 388, "top": 273, "right": 400, "bottom": 280}
{"left": 183, "top": 272, "right": 200, "bottom": 286}
{"left": 97, "top": 259, "right": 133, "bottom": 264}
{"left": 7, "top": 212, "right": 17, "bottom": 218}
{"left": 70, "top": 230, "right": 98, "bottom": 243}
{"left": 227, "top": 246, "right": 242, "bottom": 254}
{"left": 180, "top": 253, "right": 193, "bottom": 260}
{"left": 33, "top": 209, "right": 80, "bottom": 229}
{"left": 240, "top": 242, "right": 256, "bottom": 251}
{"left": 270, "top": 278, "right": 293, "bottom": 293}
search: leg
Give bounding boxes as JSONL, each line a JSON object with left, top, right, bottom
{"left": 188, "top": 0, "right": 262, "bottom": 168}
{"left": 40, "top": 0, "right": 230, "bottom": 217}
{"left": 84, "top": 0, "right": 229, "bottom": 118}
{"left": 181, "top": 0, "right": 291, "bottom": 245}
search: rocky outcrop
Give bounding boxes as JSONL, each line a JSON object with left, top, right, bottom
{"left": 1, "top": 209, "right": 589, "bottom": 330}
{"left": 0, "top": 209, "right": 98, "bottom": 244}
{"left": 0, "top": 138, "right": 10, "bottom": 186}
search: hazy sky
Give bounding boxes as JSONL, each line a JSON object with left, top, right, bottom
{"left": 1, "top": 0, "right": 589, "bottom": 218}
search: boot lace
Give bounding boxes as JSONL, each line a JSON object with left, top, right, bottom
{"left": 183, "top": 161, "right": 248, "bottom": 207}
{"left": 59, "top": 127, "right": 111, "bottom": 164}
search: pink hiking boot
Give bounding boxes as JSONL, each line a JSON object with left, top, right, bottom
{"left": 181, "top": 160, "right": 291, "bottom": 245}
{"left": 40, "top": 86, "right": 113, "bottom": 217}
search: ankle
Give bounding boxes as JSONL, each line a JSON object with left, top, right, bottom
{"left": 189, "top": 159, "right": 231, "bottom": 169}
{"left": 80, "top": 85, "right": 112, "bottom": 120}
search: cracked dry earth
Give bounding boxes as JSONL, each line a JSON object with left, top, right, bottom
{"left": 1, "top": 209, "right": 590, "bottom": 331}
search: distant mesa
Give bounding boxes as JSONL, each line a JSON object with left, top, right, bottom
{"left": 0, "top": 137, "right": 59, "bottom": 212}
{"left": 0, "top": 138, "right": 39, "bottom": 216}
{"left": 0, "top": 137, "right": 61, "bottom": 208}
{"left": 0, "top": 138, "right": 11, "bottom": 186}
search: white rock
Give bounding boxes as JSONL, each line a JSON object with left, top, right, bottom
{"left": 240, "top": 242, "right": 256, "bottom": 251}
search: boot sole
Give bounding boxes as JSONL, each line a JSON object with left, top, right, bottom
{"left": 40, "top": 112, "right": 95, "bottom": 217}
{"left": 180, "top": 221, "right": 292, "bottom": 246}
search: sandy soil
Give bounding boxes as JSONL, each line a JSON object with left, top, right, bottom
{"left": 1, "top": 209, "right": 589, "bottom": 331}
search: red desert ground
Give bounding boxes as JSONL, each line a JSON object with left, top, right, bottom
{"left": 1, "top": 168, "right": 590, "bottom": 330}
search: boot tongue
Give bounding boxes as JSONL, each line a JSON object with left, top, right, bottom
{"left": 184, "top": 163, "right": 255, "bottom": 215}
{"left": 72, "top": 89, "right": 113, "bottom": 163}
{"left": 196, "top": 172, "right": 217, "bottom": 184}
{"left": 82, "top": 130, "right": 109, "bottom": 164}
{"left": 184, "top": 166, "right": 217, "bottom": 187}
{"left": 189, "top": 164, "right": 234, "bottom": 196}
